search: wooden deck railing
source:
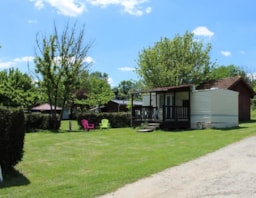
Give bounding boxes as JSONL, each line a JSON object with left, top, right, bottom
{"left": 132, "top": 106, "right": 189, "bottom": 121}
{"left": 163, "top": 106, "right": 189, "bottom": 120}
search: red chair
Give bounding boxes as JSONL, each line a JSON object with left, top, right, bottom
{"left": 81, "top": 119, "right": 95, "bottom": 131}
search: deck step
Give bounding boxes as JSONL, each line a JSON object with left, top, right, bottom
{"left": 137, "top": 122, "right": 160, "bottom": 132}
{"left": 147, "top": 123, "right": 160, "bottom": 129}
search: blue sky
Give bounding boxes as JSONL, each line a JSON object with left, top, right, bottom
{"left": 0, "top": 0, "right": 256, "bottom": 87}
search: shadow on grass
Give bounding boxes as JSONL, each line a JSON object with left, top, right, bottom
{"left": 215, "top": 125, "right": 249, "bottom": 131}
{"left": 0, "top": 168, "right": 30, "bottom": 188}
{"left": 240, "top": 119, "right": 256, "bottom": 124}
{"left": 217, "top": 120, "right": 256, "bottom": 131}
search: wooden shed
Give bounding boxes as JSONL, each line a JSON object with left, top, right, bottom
{"left": 197, "top": 76, "right": 255, "bottom": 121}
{"left": 102, "top": 100, "right": 142, "bottom": 112}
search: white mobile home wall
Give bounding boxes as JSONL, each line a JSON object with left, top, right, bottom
{"left": 191, "top": 89, "right": 239, "bottom": 129}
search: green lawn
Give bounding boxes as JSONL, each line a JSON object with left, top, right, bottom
{"left": 1, "top": 121, "right": 256, "bottom": 198}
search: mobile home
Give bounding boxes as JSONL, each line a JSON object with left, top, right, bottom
{"left": 131, "top": 85, "right": 239, "bottom": 130}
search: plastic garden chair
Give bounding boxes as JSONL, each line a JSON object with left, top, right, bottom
{"left": 99, "top": 119, "right": 110, "bottom": 129}
{"left": 81, "top": 119, "right": 95, "bottom": 131}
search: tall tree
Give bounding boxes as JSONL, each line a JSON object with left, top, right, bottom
{"left": 34, "top": 22, "right": 93, "bottom": 129}
{"left": 209, "top": 64, "right": 247, "bottom": 80}
{"left": 75, "top": 72, "right": 114, "bottom": 112}
{"left": 136, "top": 31, "right": 214, "bottom": 88}
{"left": 113, "top": 80, "right": 138, "bottom": 100}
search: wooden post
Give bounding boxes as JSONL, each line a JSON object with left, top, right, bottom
{"left": 131, "top": 94, "right": 134, "bottom": 128}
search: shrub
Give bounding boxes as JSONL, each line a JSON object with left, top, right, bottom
{"left": 0, "top": 107, "right": 25, "bottom": 173}
{"left": 251, "top": 98, "right": 256, "bottom": 110}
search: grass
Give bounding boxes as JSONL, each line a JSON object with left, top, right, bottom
{"left": 1, "top": 121, "right": 256, "bottom": 198}
{"left": 59, "top": 120, "right": 81, "bottom": 131}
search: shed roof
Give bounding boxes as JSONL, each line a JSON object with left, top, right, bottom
{"left": 111, "top": 100, "right": 142, "bottom": 106}
{"left": 131, "top": 84, "right": 192, "bottom": 94}
{"left": 197, "top": 76, "right": 255, "bottom": 97}
{"left": 31, "top": 103, "right": 62, "bottom": 111}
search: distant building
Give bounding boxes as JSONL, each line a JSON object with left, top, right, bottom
{"left": 31, "top": 103, "right": 62, "bottom": 114}
{"left": 102, "top": 100, "right": 142, "bottom": 112}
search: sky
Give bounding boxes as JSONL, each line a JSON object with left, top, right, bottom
{"left": 0, "top": 0, "right": 256, "bottom": 87}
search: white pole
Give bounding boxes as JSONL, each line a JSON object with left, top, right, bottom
{"left": 0, "top": 164, "right": 3, "bottom": 182}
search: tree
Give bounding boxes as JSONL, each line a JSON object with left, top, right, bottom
{"left": 0, "top": 68, "right": 43, "bottom": 108}
{"left": 112, "top": 80, "right": 138, "bottom": 100}
{"left": 75, "top": 72, "right": 114, "bottom": 112}
{"left": 136, "top": 31, "right": 214, "bottom": 88}
{"left": 209, "top": 65, "right": 247, "bottom": 80}
{"left": 34, "top": 22, "right": 93, "bottom": 129}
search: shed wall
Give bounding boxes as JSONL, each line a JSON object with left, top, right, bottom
{"left": 191, "top": 89, "right": 238, "bottom": 129}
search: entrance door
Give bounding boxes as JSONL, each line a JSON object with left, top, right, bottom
{"left": 166, "top": 95, "right": 173, "bottom": 119}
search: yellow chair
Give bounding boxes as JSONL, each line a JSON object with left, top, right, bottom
{"left": 99, "top": 119, "right": 110, "bottom": 129}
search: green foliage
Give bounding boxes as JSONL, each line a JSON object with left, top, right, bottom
{"left": 0, "top": 68, "right": 44, "bottom": 108}
{"left": 87, "top": 75, "right": 114, "bottom": 106}
{"left": 0, "top": 107, "right": 25, "bottom": 173}
{"left": 75, "top": 72, "right": 114, "bottom": 109}
{"left": 251, "top": 109, "right": 256, "bottom": 118}
{"left": 112, "top": 80, "right": 137, "bottom": 100}
{"left": 251, "top": 97, "right": 256, "bottom": 111}
{"left": 136, "top": 31, "right": 214, "bottom": 88}
{"left": 209, "top": 64, "right": 247, "bottom": 80}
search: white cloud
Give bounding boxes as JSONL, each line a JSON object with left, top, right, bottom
{"left": 30, "top": 0, "right": 86, "bottom": 17}
{"left": 0, "top": 61, "right": 15, "bottom": 69}
{"left": 30, "top": 0, "right": 151, "bottom": 17}
{"left": 145, "top": 6, "right": 152, "bottom": 14}
{"left": 0, "top": 55, "right": 93, "bottom": 70}
{"left": 31, "top": 0, "right": 44, "bottom": 9}
{"left": 247, "top": 73, "right": 256, "bottom": 80}
{"left": 83, "top": 56, "right": 94, "bottom": 64}
{"left": 120, "top": 0, "right": 151, "bottom": 16}
{"left": 221, "top": 50, "right": 231, "bottom": 57}
{"left": 0, "top": 56, "right": 34, "bottom": 69}
{"left": 118, "top": 67, "right": 135, "bottom": 71}
{"left": 13, "top": 56, "right": 34, "bottom": 62}
{"left": 108, "top": 77, "right": 114, "bottom": 86}
{"left": 240, "top": 50, "right": 245, "bottom": 54}
{"left": 89, "top": 0, "right": 152, "bottom": 16}
{"left": 193, "top": 26, "right": 214, "bottom": 37}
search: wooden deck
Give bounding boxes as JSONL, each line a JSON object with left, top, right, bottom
{"left": 132, "top": 106, "right": 190, "bottom": 130}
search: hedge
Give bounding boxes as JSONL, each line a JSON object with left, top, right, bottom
{"left": 0, "top": 107, "right": 25, "bottom": 173}
{"left": 25, "top": 113, "right": 61, "bottom": 131}
{"left": 77, "top": 112, "right": 131, "bottom": 129}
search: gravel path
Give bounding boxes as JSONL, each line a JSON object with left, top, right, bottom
{"left": 98, "top": 136, "right": 256, "bottom": 198}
